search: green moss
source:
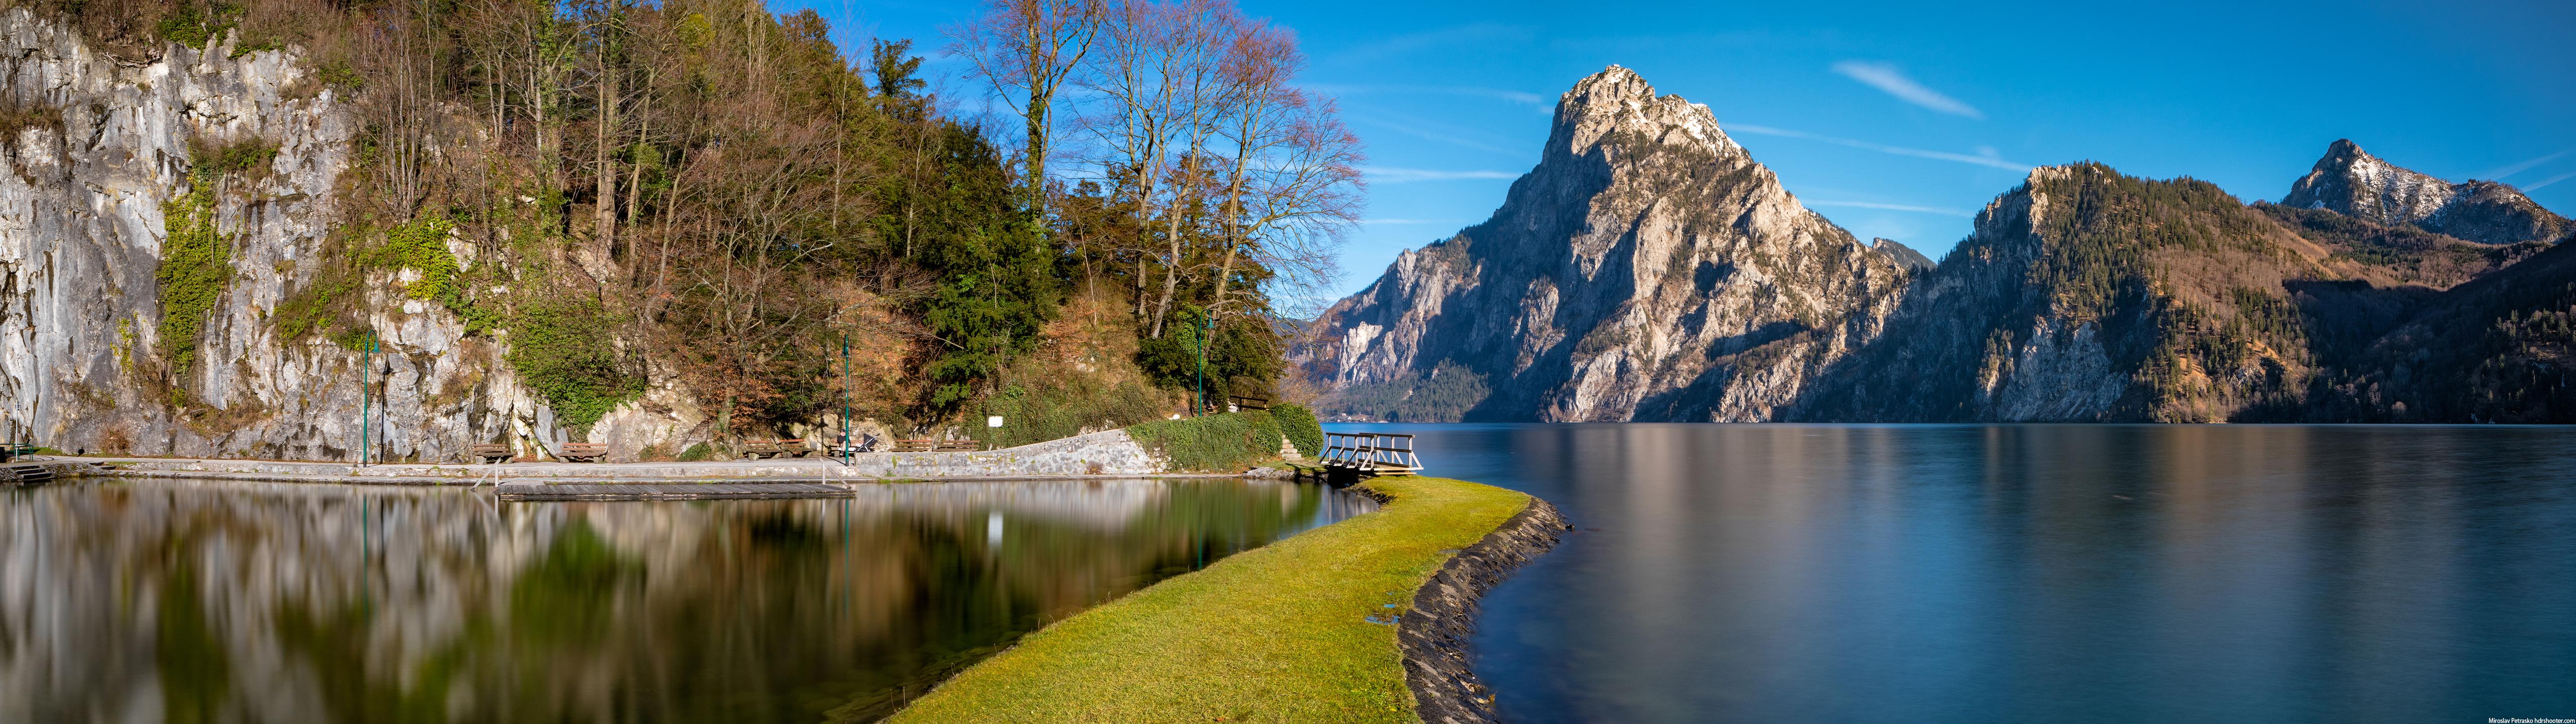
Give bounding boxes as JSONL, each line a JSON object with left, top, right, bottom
{"left": 364, "top": 214, "right": 459, "bottom": 301}
{"left": 676, "top": 441, "right": 713, "bottom": 462}
{"left": 155, "top": 167, "right": 229, "bottom": 373}
{"left": 1124, "top": 410, "right": 1282, "bottom": 473}
{"left": 885, "top": 476, "right": 1533, "bottom": 723}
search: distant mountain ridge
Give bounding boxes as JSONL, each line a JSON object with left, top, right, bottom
{"left": 2282, "top": 139, "right": 2571, "bottom": 246}
{"left": 1297, "top": 67, "right": 2576, "bottom": 423}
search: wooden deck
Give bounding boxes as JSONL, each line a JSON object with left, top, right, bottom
{"left": 497, "top": 483, "right": 853, "bottom": 501}
{"left": 1319, "top": 432, "right": 1422, "bottom": 477}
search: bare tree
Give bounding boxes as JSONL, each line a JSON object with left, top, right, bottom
{"left": 1077, "top": 0, "right": 1241, "bottom": 338}
{"left": 948, "top": 0, "right": 1104, "bottom": 215}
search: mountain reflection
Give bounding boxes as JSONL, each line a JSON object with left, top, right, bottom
{"left": 1352, "top": 422, "right": 2576, "bottom": 723}
{"left": 0, "top": 478, "right": 1374, "bottom": 723}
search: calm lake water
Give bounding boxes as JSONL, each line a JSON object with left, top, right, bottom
{"left": 1331, "top": 423, "right": 2576, "bottom": 724}
{"left": 0, "top": 477, "right": 1374, "bottom": 723}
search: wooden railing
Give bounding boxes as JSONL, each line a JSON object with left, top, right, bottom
{"left": 1318, "top": 432, "right": 1421, "bottom": 477}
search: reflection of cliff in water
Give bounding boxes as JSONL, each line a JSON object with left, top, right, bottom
{"left": 0, "top": 478, "right": 1373, "bottom": 723}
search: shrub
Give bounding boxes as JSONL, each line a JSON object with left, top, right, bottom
{"left": 155, "top": 167, "right": 228, "bottom": 373}
{"left": 968, "top": 378, "right": 1167, "bottom": 449}
{"left": 1124, "top": 410, "right": 1282, "bottom": 473}
{"left": 1270, "top": 403, "right": 1322, "bottom": 458}
{"left": 676, "top": 442, "right": 713, "bottom": 462}
{"left": 506, "top": 297, "right": 642, "bottom": 428}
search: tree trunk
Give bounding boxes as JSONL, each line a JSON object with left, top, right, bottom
{"left": 594, "top": 48, "right": 618, "bottom": 259}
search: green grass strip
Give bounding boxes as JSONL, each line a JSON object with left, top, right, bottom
{"left": 883, "top": 476, "right": 1532, "bottom": 723}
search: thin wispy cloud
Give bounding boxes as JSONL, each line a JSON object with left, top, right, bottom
{"left": 2476, "top": 150, "right": 2572, "bottom": 181}
{"left": 2528, "top": 170, "right": 2576, "bottom": 191}
{"left": 1730, "top": 124, "right": 2032, "bottom": 171}
{"left": 1353, "top": 113, "right": 1525, "bottom": 156}
{"left": 1830, "top": 61, "right": 1984, "bottom": 120}
{"left": 1327, "top": 23, "right": 1532, "bottom": 67}
{"left": 1307, "top": 83, "right": 1548, "bottom": 107}
{"left": 1359, "top": 166, "right": 1520, "bottom": 183}
{"left": 1804, "top": 200, "right": 1976, "bottom": 218}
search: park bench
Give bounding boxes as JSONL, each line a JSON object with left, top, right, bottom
{"left": 893, "top": 439, "right": 983, "bottom": 452}
{"left": 1227, "top": 394, "right": 1271, "bottom": 411}
{"left": 555, "top": 442, "right": 608, "bottom": 463}
{"left": 470, "top": 442, "right": 514, "bottom": 464}
{"left": 739, "top": 438, "right": 814, "bottom": 460}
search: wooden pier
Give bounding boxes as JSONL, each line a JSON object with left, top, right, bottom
{"left": 1318, "top": 432, "right": 1422, "bottom": 478}
{"left": 497, "top": 483, "right": 853, "bottom": 501}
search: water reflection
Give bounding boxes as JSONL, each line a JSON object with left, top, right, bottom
{"left": 0, "top": 477, "right": 1374, "bottom": 723}
{"left": 1339, "top": 423, "right": 2576, "bottom": 724}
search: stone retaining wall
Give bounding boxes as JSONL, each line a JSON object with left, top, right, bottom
{"left": 62, "top": 430, "right": 1177, "bottom": 484}
{"left": 1399, "top": 493, "right": 1568, "bottom": 723}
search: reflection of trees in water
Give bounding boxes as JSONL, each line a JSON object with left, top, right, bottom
{"left": 0, "top": 478, "right": 1365, "bottom": 723}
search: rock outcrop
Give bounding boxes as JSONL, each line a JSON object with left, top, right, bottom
{"left": 1297, "top": 70, "right": 2576, "bottom": 423}
{"left": 2283, "top": 139, "right": 2570, "bottom": 245}
{"left": 1295, "top": 66, "right": 1914, "bottom": 422}
{"left": 0, "top": 10, "right": 680, "bottom": 461}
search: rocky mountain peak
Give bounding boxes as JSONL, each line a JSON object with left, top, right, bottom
{"left": 1550, "top": 65, "right": 1737, "bottom": 160}
{"left": 2283, "top": 139, "right": 2569, "bottom": 244}
{"left": 1297, "top": 65, "right": 1909, "bottom": 423}
{"left": 1870, "top": 238, "right": 1935, "bottom": 270}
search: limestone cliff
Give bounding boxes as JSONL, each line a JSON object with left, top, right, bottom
{"left": 1297, "top": 76, "right": 2576, "bottom": 422}
{"left": 2282, "top": 139, "right": 2570, "bottom": 245}
{"left": 0, "top": 10, "right": 677, "bottom": 460}
{"left": 1294, "top": 66, "right": 1915, "bottom": 422}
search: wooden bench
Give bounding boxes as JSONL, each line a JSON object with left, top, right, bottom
{"left": 893, "top": 439, "right": 984, "bottom": 452}
{"left": 739, "top": 438, "right": 813, "bottom": 460}
{"left": 1228, "top": 394, "right": 1271, "bottom": 411}
{"left": 556, "top": 442, "right": 608, "bottom": 463}
{"left": 470, "top": 443, "right": 514, "bottom": 464}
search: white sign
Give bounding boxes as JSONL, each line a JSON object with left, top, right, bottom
{"left": 987, "top": 416, "right": 1005, "bottom": 428}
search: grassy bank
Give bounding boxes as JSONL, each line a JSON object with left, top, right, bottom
{"left": 1122, "top": 406, "right": 1324, "bottom": 472}
{"left": 881, "top": 476, "right": 1531, "bottom": 723}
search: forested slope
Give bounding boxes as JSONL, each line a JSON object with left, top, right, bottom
{"left": 0, "top": 0, "right": 1359, "bottom": 459}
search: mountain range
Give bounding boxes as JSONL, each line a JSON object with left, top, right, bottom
{"left": 1293, "top": 66, "right": 2576, "bottom": 423}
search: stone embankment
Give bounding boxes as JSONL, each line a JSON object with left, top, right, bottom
{"left": 44, "top": 429, "right": 1180, "bottom": 485}
{"left": 1399, "top": 494, "right": 1568, "bottom": 723}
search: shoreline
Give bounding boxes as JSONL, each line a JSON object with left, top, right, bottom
{"left": 884, "top": 476, "right": 1557, "bottom": 722}
{"left": 9, "top": 429, "right": 1216, "bottom": 486}
{"left": 1400, "top": 493, "right": 1568, "bottom": 723}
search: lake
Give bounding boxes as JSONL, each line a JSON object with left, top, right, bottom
{"left": 0, "top": 476, "right": 1375, "bottom": 722}
{"left": 1330, "top": 423, "right": 2576, "bottom": 723}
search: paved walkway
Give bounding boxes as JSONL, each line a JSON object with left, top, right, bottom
{"left": 45, "top": 429, "right": 1185, "bottom": 486}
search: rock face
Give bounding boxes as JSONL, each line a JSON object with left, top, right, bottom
{"left": 2282, "top": 139, "right": 2570, "bottom": 245}
{"left": 1871, "top": 237, "right": 1935, "bottom": 271}
{"left": 1298, "top": 71, "right": 2576, "bottom": 423}
{"left": 1295, "top": 66, "right": 1915, "bottom": 422}
{"left": 0, "top": 10, "right": 608, "bottom": 461}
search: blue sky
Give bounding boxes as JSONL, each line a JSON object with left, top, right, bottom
{"left": 789, "top": 0, "right": 2576, "bottom": 302}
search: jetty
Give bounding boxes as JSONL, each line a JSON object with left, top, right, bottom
{"left": 1317, "top": 432, "right": 1422, "bottom": 478}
